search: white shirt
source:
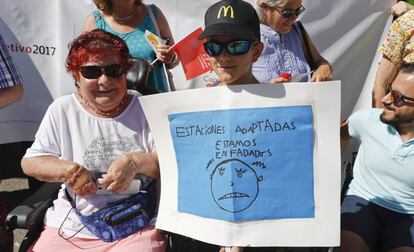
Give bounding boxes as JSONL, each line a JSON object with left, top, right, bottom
{"left": 24, "top": 93, "right": 155, "bottom": 238}
{"left": 348, "top": 109, "right": 414, "bottom": 214}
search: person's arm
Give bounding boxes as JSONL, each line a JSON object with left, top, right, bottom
{"left": 154, "top": 7, "right": 179, "bottom": 68}
{"left": 306, "top": 36, "right": 332, "bottom": 82}
{"left": 97, "top": 152, "right": 160, "bottom": 193}
{"left": 298, "top": 25, "right": 332, "bottom": 82}
{"left": 0, "top": 84, "right": 23, "bottom": 109}
{"left": 340, "top": 120, "right": 351, "bottom": 153}
{"left": 374, "top": 11, "right": 409, "bottom": 107}
{"left": 21, "top": 155, "right": 97, "bottom": 196}
{"left": 372, "top": 56, "right": 397, "bottom": 108}
{"left": 390, "top": 1, "right": 414, "bottom": 17}
{"left": 82, "top": 13, "right": 97, "bottom": 33}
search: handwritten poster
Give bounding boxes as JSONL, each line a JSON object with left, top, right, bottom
{"left": 139, "top": 82, "right": 341, "bottom": 247}
{"left": 170, "top": 106, "right": 314, "bottom": 221}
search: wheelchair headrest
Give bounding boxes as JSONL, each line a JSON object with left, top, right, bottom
{"left": 126, "top": 57, "right": 150, "bottom": 90}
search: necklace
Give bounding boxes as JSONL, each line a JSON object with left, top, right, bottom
{"left": 76, "top": 92, "right": 129, "bottom": 118}
{"left": 112, "top": 4, "right": 139, "bottom": 23}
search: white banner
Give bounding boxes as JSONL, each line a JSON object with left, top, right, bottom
{"left": 0, "top": 0, "right": 393, "bottom": 148}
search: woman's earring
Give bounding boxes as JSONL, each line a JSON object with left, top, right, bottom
{"left": 75, "top": 82, "right": 80, "bottom": 89}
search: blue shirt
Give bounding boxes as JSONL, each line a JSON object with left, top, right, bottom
{"left": 0, "top": 34, "right": 22, "bottom": 89}
{"left": 93, "top": 5, "right": 169, "bottom": 92}
{"left": 348, "top": 109, "right": 414, "bottom": 214}
{"left": 253, "top": 23, "right": 310, "bottom": 83}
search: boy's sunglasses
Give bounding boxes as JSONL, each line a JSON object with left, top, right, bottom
{"left": 79, "top": 64, "right": 124, "bottom": 79}
{"left": 385, "top": 84, "right": 414, "bottom": 107}
{"left": 203, "top": 40, "right": 253, "bottom": 57}
{"left": 276, "top": 5, "right": 306, "bottom": 18}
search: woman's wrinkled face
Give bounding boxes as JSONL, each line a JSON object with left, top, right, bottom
{"left": 75, "top": 53, "right": 127, "bottom": 112}
{"left": 264, "top": 0, "right": 302, "bottom": 34}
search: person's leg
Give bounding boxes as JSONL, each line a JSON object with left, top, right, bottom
{"left": 166, "top": 232, "right": 220, "bottom": 252}
{"left": 334, "top": 195, "right": 381, "bottom": 252}
{"left": 335, "top": 230, "right": 370, "bottom": 252}
{"left": 380, "top": 208, "right": 414, "bottom": 252}
{"left": 113, "top": 226, "right": 166, "bottom": 252}
{"left": 28, "top": 226, "right": 111, "bottom": 252}
{"left": 389, "top": 248, "right": 414, "bottom": 252}
{"left": 28, "top": 226, "right": 166, "bottom": 252}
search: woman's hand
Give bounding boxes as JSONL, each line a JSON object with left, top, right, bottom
{"left": 270, "top": 73, "right": 291, "bottom": 84}
{"left": 97, "top": 155, "right": 137, "bottom": 194}
{"left": 310, "top": 64, "right": 332, "bottom": 82}
{"left": 270, "top": 77, "right": 291, "bottom": 83}
{"left": 156, "top": 44, "right": 176, "bottom": 64}
{"left": 65, "top": 164, "right": 97, "bottom": 196}
{"left": 97, "top": 152, "right": 159, "bottom": 193}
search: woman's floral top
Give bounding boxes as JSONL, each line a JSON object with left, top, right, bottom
{"left": 380, "top": 10, "right": 414, "bottom": 67}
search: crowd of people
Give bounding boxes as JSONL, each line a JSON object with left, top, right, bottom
{"left": 1, "top": 0, "right": 413, "bottom": 251}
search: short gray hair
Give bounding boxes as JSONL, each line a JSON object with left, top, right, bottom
{"left": 250, "top": 0, "right": 290, "bottom": 22}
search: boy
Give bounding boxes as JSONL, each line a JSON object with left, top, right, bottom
{"left": 167, "top": 1, "right": 264, "bottom": 251}
{"left": 199, "top": 0, "right": 264, "bottom": 86}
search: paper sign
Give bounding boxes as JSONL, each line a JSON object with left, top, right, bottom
{"left": 170, "top": 106, "right": 314, "bottom": 221}
{"left": 139, "top": 82, "right": 341, "bottom": 247}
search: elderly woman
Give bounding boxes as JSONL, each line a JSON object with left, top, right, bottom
{"left": 83, "top": 0, "right": 178, "bottom": 93}
{"left": 251, "top": 0, "right": 332, "bottom": 83}
{"left": 21, "top": 29, "right": 165, "bottom": 251}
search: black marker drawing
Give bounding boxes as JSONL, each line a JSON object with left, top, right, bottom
{"left": 209, "top": 158, "right": 263, "bottom": 213}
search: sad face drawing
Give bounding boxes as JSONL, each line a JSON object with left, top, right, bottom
{"left": 210, "top": 159, "right": 263, "bottom": 213}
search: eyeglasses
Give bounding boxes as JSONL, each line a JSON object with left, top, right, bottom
{"left": 385, "top": 84, "right": 414, "bottom": 107}
{"left": 79, "top": 64, "right": 124, "bottom": 79}
{"left": 275, "top": 5, "right": 306, "bottom": 18}
{"left": 203, "top": 40, "right": 253, "bottom": 57}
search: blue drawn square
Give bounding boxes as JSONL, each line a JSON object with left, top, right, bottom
{"left": 168, "top": 106, "right": 314, "bottom": 222}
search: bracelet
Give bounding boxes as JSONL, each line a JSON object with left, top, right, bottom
{"left": 166, "top": 52, "right": 178, "bottom": 68}
{"left": 66, "top": 166, "right": 83, "bottom": 186}
{"left": 127, "top": 153, "right": 139, "bottom": 172}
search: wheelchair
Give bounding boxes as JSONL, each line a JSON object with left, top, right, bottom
{"left": 4, "top": 56, "right": 160, "bottom": 251}
{"left": 6, "top": 188, "right": 331, "bottom": 252}
{"left": 5, "top": 58, "right": 334, "bottom": 251}
{"left": 6, "top": 165, "right": 342, "bottom": 252}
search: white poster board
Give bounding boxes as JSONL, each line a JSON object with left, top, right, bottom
{"left": 0, "top": 0, "right": 393, "bottom": 145}
{"left": 140, "top": 81, "right": 341, "bottom": 247}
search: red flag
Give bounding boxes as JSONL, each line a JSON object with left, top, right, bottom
{"left": 172, "top": 27, "right": 212, "bottom": 80}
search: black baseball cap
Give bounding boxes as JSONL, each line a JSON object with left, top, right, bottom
{"left": 198, "top": 0, "right": 260, "bottom": 42}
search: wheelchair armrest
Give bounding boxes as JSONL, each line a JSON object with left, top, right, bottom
{"left": 6, "top": 182, "right": 61, "bottom": 230}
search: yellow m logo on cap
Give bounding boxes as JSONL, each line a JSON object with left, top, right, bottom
{"left": 217, "top": 5, "right": 234, "bottom": 19}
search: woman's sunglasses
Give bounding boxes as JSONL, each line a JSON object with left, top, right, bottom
{"left": 385, "top": 84, "right": 414, "bottom": 107}
{"left": 79, "top": 64, "right": 124, "bottom": 79}
{"left": 276, "top": 5, "right": 306, "bottom": 18}
{"left": 203, "top": 40, "right": 253, "bottom": 57}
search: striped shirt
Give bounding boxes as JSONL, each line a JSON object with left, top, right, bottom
{"left": 0, "top": 34, "right": 22, "bottom": 89}
{"left": 253, "top": 23, "right": 310, "bottom": 83}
